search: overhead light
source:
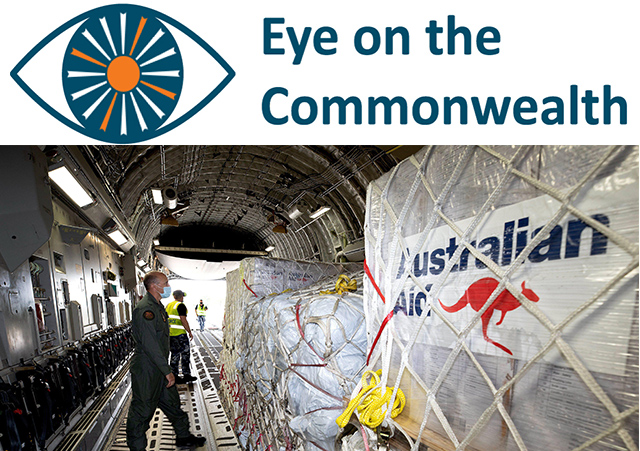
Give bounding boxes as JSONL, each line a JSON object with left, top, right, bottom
{"left": 265, "top": 246, "right": 275, "bottom": 252}
{"left": 151, "top": 189, "right": 163, "bottom": 204}
{"left": 137, "top": 259, "right": 146, "bottom": 267}
{"left": 48, "top": 166, "right": 93, "bottom": 207}
{"left": 143, "top": 265, "right": 151, "bottom": 273}
{"left": 153, "top": 239, "right": 160, "bottom": 246}
{"left": 288, "top": 206, "right": 303, "bottom": 220}
{"left": 107, "top": 230, "right": 128, "bottom": 245}
{"left": 310, "top": 206, "right": 331, "bottom": 219}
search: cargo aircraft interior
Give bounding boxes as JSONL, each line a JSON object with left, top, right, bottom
{"left": 0, "top": 145, "right": 637, "bottom": 451}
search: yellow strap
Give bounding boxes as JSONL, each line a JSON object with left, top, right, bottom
{"left": 336, "top": 370, "right": 405, "bottom": 429}
{"left": 320, "top": 274, "right": 357, "bottom": 295}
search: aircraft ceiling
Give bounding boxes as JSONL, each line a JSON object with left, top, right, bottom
{"left": 60, "top": 145, "right": 420, "bottom": 269}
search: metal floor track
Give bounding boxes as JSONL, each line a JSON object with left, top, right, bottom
{"left": 100, "top": 329, "right": 239, "bottom": 451}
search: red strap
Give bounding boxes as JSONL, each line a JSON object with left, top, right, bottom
{"left": 284, "top": 429, "right": 293, "bottom": 451}
{"left": 367, "top": 310, "right": 394, "bottom": 365}
{"left": 243, "top": 279, "right": 258, "bottom": 297}
{"left": 310, "top": 441, "right": 330, "bottom": 451}
{"left": 303, "top": 406, "right": 343, "bottom": 415}
{"left": 364, "top": 259, "right": 394, "bottom": 365}
{"left": 364, "top": 259, "right": 385, "bottom": 303}
{"left": 289, "top": 367, "right": 342, "bottom": 401}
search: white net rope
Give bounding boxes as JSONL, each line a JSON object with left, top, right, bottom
{"left": 220, "top": 258, "right": 364, "bottom": 451}
{"left": 221, "top": 258, "right": 359, "bottom": 435}
{"left": 362, "top": 146, "right": 638, "bottom": 451}
{"left": 237, "top": 271, "right": 366, "bottom": 451}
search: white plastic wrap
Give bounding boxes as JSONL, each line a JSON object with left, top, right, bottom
{"left": 362, "top": 146, "right": 638, "bottom": 450}
{"left": 239, "top": 271, "right": 366, "bottom": 451}
{"left": 220, "top": 258, "right": 363, "bottom": 451}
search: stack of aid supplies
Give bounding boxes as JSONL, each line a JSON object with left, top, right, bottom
{"left": 360, "top": 146, "right": 638, "bottom": 451}
{"left": 222, "top": 258, "right": 364, "bottom": 451}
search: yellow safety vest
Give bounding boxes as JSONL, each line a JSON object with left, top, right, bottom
{"left": 166, "top": 300, "right": 186, "bottom": 336}
{"left": 196, "top": 304, "right": 207, "bottom": 316}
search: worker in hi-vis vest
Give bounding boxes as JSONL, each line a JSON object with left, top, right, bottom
{"left": 166, "top": 290, "right": 196, "bottom": 384}
{"left": 195, "top": 299, "right": 208, "bottom": 332}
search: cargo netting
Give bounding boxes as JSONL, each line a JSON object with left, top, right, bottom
{"left": 221, "top": 258, "right": 364, "bottom": 451}
{"left": 358, "top": 146, "right": 638, "bottom": 451}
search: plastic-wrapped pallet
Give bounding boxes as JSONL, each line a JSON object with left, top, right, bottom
{"left": 220, "top": 258, "right": 361, "bottom": 448}
{"left": 360, "top": 146, "right": 638, "bottom": 451}
{"left": 237, "top": 269, "right": 366, "bottom": 451}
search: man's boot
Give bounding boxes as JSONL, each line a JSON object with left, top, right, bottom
{"left": 176, "top": 434, "right": 206, "bottom": 448}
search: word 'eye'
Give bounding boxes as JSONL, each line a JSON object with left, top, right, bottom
{"left": 12, "top": 4, "right": 235, "bottom": 143}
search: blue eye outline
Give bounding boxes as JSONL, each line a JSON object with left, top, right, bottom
{"left": 10, "top": 3, "right": 235, "bottom": 143}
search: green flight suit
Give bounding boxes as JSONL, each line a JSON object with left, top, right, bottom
{"left": 126, "top": 292, "right": 190, "bottom": 451}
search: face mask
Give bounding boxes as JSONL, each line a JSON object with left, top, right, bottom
{"left": 160, "top": 286, "right": 172, "bottom": 298}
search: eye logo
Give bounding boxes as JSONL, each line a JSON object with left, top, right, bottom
{"left": 11, "top": 4, "right": 235, "bottom": 143}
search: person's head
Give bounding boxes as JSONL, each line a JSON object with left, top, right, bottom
{"left": 143, "top": 271, "right": 170, "bottom": 300}
{"left": 173, "top": 290, "right": 185, "bottom": 301}
{"left": 199, "top": 299, "right": 204, "bottom": 305}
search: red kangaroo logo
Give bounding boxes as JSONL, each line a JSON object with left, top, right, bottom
{"left": 439, "top": 278, "right": 539, "bottom": 355}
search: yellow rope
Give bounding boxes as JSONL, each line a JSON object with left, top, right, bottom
{"left": 320, "top": 274, "right": 357, "bottom": 295}
{"left": 336, "top": 370, "right": 406, "bottom": 429}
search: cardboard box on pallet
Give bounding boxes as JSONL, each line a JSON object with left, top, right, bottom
{"left": 363, "top": 146, "right": 638, "bottom": 450}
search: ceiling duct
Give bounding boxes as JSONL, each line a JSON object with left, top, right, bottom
{"left": 162, "top": 187, "right": 178, "bottom": 210}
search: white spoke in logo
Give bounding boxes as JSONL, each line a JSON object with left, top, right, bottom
{"left": 129, "top": 92, "right": 148, "bottom": 132}
{"left": 82, "top": 87, "right": 112, "bottom": 119}
{"left": 140, "top": 47, "right": 176, "bottom": 67}
{"left": 136, "top": 29, "right": 165, "bottom": 61}
{"left": 120, "top": 13, "right": 127, "bottom": 55}
{"left": 67, "top": 71, "right": 106, "bottom": 78}
{"left": 136, "top": 87, "right": 165, "bottom": 118}
{"left": 82, "top": 29, "right": 111, "bottom": 62}
{"left": 141, "top": 70, "right": 181, "bottom": 77}
{"left": 71, "top": 80, "right": 107, "bottom": 100}
{"left": 121, "top": 94, "right": 127, "bottom": 135}
{"left": 99, "top": 17, "right": 118, "bottom": 57}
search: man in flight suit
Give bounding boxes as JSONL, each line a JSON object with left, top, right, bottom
{"left": 126, "top": 271, "right": 206, "bottom": 450}
{"left": 167, "top": 290, "right": 196, "bottom": 383}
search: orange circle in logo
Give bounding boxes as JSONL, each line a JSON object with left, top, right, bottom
{"left": 107, "top": 56, "right": 140, "bottom": 92}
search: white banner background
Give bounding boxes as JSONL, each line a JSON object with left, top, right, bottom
{"left": 389, "top": 169, "right": 638, "bottom": 376}
{"left": 0, "top": 0, "right": 638, "bottom": 144}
